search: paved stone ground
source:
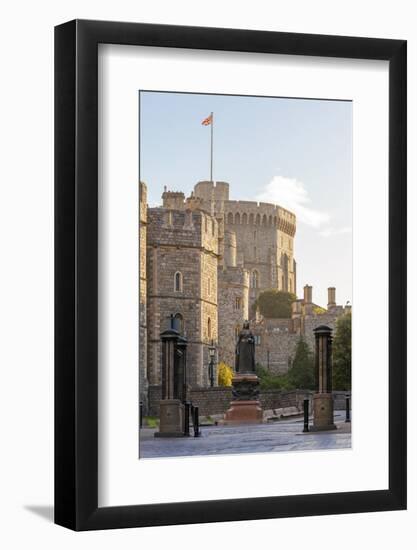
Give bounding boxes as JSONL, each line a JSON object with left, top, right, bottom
{"left": 139, "top": 412, "right": 351, "bottom": 459}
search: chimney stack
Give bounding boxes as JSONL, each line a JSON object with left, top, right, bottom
{"left": 327, "top": 287, "right": 336, "bottom": 309}
{"left": 303, "top": 285, "right": 312, "bottom": 304}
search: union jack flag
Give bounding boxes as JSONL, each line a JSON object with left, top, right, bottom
{"left": 201, "top": 114, "right": 213, "bottom": 126}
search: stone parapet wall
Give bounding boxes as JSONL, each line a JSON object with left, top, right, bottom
{"left": 147, "top": 385, "right": 351, "bottom": 417}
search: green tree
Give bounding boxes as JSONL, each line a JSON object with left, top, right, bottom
{"left": 332, "top": 312, "right": 352, "bottom": 390}
{"left": 255, "top": 364, "right": 294, "bottom": 390}
{"left": 254, "top": 290, "right": 296, "bottom": 318}
{"left": 287, "top": 338, "right": 315, "bottom": 390}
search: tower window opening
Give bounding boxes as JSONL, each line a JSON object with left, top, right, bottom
{"left": 174, "top": 271, "right": 183, "bottom": 292}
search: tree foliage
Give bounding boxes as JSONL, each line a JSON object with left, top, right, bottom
{"left": 254, "top": 290, "right": 296, "bottom": 319}
{"left": 217, "top": 362, "right": 234, "bottom": 387}
{"left": 287, "top": 338, "right": 315, "bottom": 390}
{"left": 332, "top": 312, "right": 352, "bottom": 391}
{"left": 255, "top": 364, "right": 294, "bottom": 390}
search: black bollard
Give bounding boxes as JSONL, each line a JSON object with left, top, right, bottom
{"left": 193, "top": 406, "right": 201, "bottom": 437}
{"left": 139, "top": 401, "right": 143, "bottom": 428}
{"left": 184, "top": 401, "right": 191, "bottom": 436}
{"left": 303, "top": 398, "right": 309, "bottom": 432}
{"left": 345, "top": 395, "right": 351, "bottom": 423}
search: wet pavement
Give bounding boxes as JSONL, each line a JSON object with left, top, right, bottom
{"left": 139, "top": 412, "right": 351, "bottom": 459}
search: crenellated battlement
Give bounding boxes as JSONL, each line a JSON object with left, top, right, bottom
{"left": 223, "top": 200, "right": 296, "bottom": 237}
{"left": 147, "top": 207, "right": 219, "bottom": 255}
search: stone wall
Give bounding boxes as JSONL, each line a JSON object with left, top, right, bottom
{"left": 139, "top": 182, "right": 148, "bottom": 408}
{"left": 253, "top": 308, "right": 350, "bottom": 375}
{"left": 146, "top": 207, "right": 219, "bottom": 387}
{"left": 217, "top": 266, "right": 249, "bottom": 367}
{"left": 147, "top": 386, "right": 351, "bottom": 417}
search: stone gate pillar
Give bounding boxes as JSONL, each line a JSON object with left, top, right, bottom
{"left": 155, "top": 326, "right": 188, "bottom": 437}
{"left": 312, "top": 325, "right": 336, "bottom": 431}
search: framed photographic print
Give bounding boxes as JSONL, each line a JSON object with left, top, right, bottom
{"left": 55, "top": 20, "right": 406, "bottom": 530}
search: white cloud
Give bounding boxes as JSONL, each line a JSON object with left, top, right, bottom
{"left": 256, "top": 175, "right": 330, "bottom": 228}
{"left": 319, "top": 226, "right": 352, "bottom": 238}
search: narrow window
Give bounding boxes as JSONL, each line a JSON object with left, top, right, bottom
{"left": 174, "top": 271, "right": 183, "bottom": 292}
{"left": 208, "top": 317, "right": 212, "bottom": 339}
{"left": 174, "top": 312, "right": 184, "bottom": 333}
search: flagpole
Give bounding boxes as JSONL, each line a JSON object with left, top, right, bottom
{"left": 210, "top": 112, "right": 214, "bottom": 182}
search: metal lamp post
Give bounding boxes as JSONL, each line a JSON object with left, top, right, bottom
{"left": 208, "top": 340, "right": 216, "bottom": 387}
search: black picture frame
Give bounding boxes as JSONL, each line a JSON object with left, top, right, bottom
{"left": 55, "top": 19, "right": 407, "bottom": 531}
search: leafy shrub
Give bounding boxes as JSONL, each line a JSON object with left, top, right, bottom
{"left": 217, "top": 362, "right": 234, "bottom": 386}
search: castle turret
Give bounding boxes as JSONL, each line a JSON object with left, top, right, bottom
{"left": 162, "top": 188, "right": 185, "bottom": 210}
{"left": 224, "top": 230, "right": 237, "bottom": 267}
{"left": 194, "top": 180, "right": 230, "bottom": 203}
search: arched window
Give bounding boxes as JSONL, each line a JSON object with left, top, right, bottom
{"left": 174, "top": 271, "right": 183, "bottom": 292}
{"left": 235, "top": 297, "right": 241, "bottom": 310}
{"left": 242, "top": 213, "right": 247, "bottom": 225}
{"left": 207, "top": 317, "right": 212, "bottom": 339}
{"left": 268, "top": 215, "right": 272, "bottom": 226}
{"left": 256, "top": 213, "right": 261, "bottom": 225}
{"left": 174, "top": 312, "right": 184, "bottom": 333}
{"left": 251, "top": 270, "right": 259, "bottom": 289}
{"left": 235, "top": 212, "right": 241, "bottom": 225}
{"left": 262, "top": 214, "right": 267, "bottom": 226}
{"left": 249, "top": 213, "right": 254, "bottom": 225}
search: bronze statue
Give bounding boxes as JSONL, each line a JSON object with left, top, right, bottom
{"left": 235, "top": 320, "right": 256, "bottom": 373}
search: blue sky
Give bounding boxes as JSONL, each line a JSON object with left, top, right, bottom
{"left": 140, "top": 91, "right": 352, "bottom": 308}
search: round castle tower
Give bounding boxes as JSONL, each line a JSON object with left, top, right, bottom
{"left": 193, "top": 180, "right": 297, "bottom": 308}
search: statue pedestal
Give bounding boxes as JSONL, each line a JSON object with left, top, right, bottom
{"left": 310, "top": 393, "right": 336, "bottom": 431}
{"left": 155, "top": 399, "right": 185, "bottom": 437}
{"left": 224, "top": 374, "right": 263, "bottom": 425}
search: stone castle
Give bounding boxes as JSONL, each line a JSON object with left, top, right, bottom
{"left": 139, "top": 180, "right": 350, "bottom": 411}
